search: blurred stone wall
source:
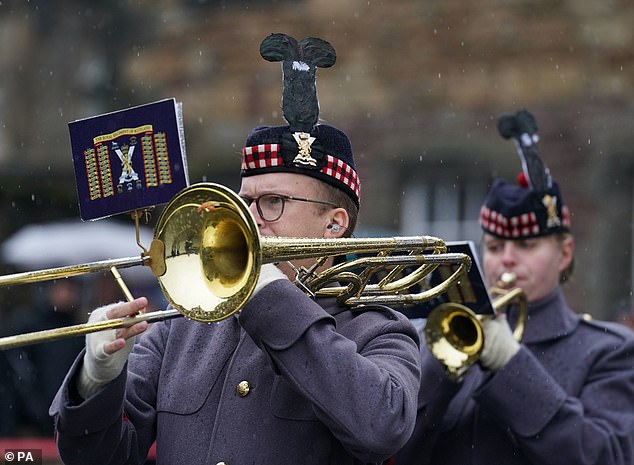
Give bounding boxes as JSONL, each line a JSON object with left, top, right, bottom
{"left": 0, "top": 0, "right": 633, "bottom": 319}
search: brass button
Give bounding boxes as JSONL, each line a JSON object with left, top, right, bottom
{"left": 236, "top": 380, "right": 250, "bottom": 397}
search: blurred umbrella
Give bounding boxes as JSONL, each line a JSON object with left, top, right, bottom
{"left": 0, "top": 218, "right": 168, "bottom": 312}
{"left": 1, "top": 219, "right": 154, "bottom": 271}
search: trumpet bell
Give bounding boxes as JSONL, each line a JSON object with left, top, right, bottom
{"left": 424, "top": 302, "right": 484, "bottom": 379}
{"left": 155, "top": 183, "right": 262, "bottom": 323}
{"left": 424, "top": 281, "right": 527, "bottom": 379}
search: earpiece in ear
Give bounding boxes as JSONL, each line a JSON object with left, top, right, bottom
{"left": 328, "top": 224, "right": 341, "bottom": 232}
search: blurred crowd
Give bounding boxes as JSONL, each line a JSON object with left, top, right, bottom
{"left": 0, "top": 274, "right": 166, "bottom": 437}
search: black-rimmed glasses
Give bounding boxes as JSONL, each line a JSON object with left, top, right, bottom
{"left": 240, "top": 193, "right": 338, "bottom": 222}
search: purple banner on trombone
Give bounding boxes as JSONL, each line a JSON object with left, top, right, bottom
{"left": 69, "top": 98, "right": 189, "bottom": 221}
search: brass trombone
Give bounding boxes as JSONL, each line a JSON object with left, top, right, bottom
{"left": 0, "top": 182, "right": 472, "bottom": 350}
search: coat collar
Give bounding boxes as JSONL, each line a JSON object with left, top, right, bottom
{"left": 508, "top": 287, "right": 579, "bottom": 344}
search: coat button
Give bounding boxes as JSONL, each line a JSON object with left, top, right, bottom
{"left": 236, "top": 380, "right": 250, "bottom": 397}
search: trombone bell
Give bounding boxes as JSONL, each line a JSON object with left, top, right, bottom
{"left": 153, "top": 183, "right": 261, "bottom": 323}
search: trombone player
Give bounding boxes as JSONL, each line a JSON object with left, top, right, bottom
{"left": 396, "top": 110, "right": 634, "bottom": 465}
{"left": 49, "top": 33, "right": 421, "bottom": 465}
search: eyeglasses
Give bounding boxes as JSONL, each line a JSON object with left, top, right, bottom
{"left": 240, "top": 193, "right": 338, "bottom": 222}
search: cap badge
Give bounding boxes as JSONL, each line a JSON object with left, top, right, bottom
{"left": 292, "top": 131, "right": 317, "bottom": 167}
{"left": 542, "top": 194, "right": 562, "bottom": 227}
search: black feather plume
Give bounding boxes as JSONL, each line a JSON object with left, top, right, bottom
{"left": 497, "top": 109, "right": 551, "bottom": 193}
{"left": 260, "top": 33, "right": 336, "bottom": 133}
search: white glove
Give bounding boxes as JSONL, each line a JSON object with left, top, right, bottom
{"left": 252, "top": 263, "right": 288, "bottom": 296}
{"left": 480, "top": 314, "right": 520, "bottom": 371}
{"left": 77, "top": 303, "right": 136, "bottom": 399}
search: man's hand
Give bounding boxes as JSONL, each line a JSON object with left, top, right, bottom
{"left": 77, "top": 298, "right": 149, "bottom": 399}
{"left": 100, "top": 297, "right": 149, "bottom": 354}
{"left": 479, "top": 314, "right": 520, "bottom": 371}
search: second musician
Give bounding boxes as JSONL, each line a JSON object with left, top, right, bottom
{"left": 396, "top": 112, "right": 634, "bottom": 465}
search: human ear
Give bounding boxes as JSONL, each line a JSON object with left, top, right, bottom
{"left": 324, "top": 208, "right": 349, "bottom": 238}
{"left": 558, "top": 235, "right": 575, "bottom": 272}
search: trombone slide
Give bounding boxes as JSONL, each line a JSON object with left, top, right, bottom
{"left": 0, "top": 309, "right": 181, "bottom": 350}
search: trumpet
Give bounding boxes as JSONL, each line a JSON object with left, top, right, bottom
{"left": 424, "top": 272, "right": 527, "bottom": 379}
{"left": 0, "top": 182, "right": 473, "bottom": 350}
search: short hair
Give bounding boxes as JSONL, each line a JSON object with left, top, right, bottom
{"left": 314, "top": 181, "right": 358, "bottom": 237}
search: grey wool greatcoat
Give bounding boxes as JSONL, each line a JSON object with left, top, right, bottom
{"left": 50, "top": 279, "right": 421, "bottom": 465}
{"left": 395, "top": 288, "right": 634, "bottom": 465}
